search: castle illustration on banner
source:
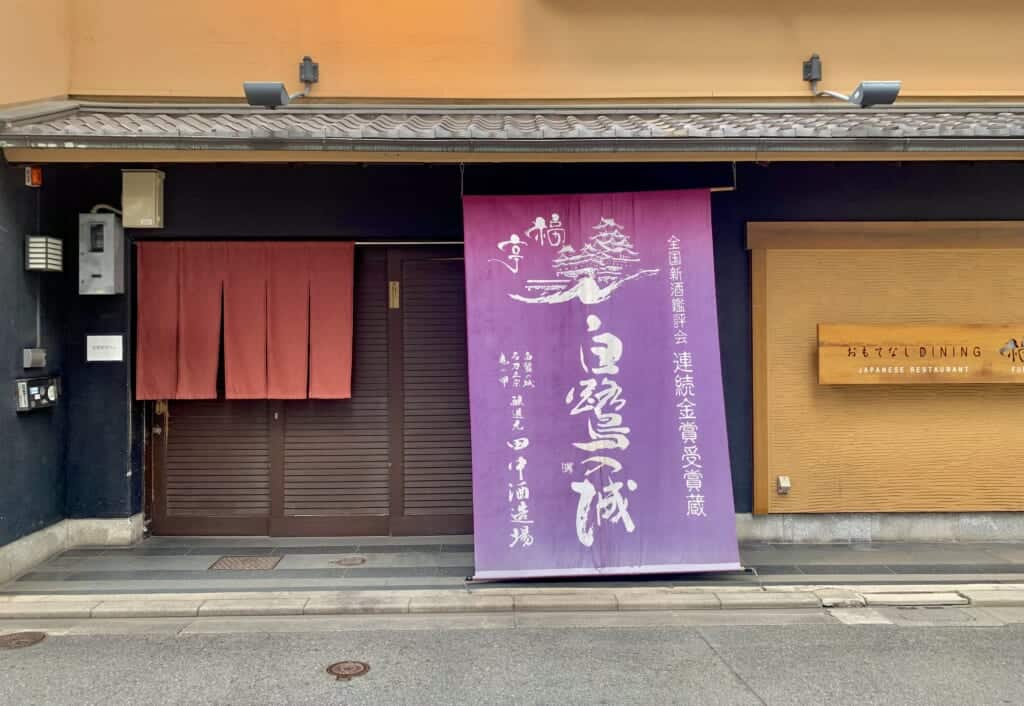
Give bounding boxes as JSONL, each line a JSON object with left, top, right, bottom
{"left": 509, "top": 217, "right": 659, "bottom": 305}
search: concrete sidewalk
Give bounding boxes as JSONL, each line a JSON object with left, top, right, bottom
{"left": 7, "top": 536, "right": 1024, "bottom": 597}
{"left": 4, "top": 537, "right": 1024, "bottom": 619}
{"left": 0, "top": 584, "right": 1022, "bottom": 620}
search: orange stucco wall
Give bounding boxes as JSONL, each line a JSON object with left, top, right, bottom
{"left": 4, "top": 1, "right": 1024, "bottom": 105}
{"left": 1, "top": 0, "right": 69, "bottom": 106}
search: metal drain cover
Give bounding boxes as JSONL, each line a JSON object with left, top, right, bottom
{"left": 208, "top": 556, "right": 282, "bottom": 571}
{"left": 330, "top": 555, "right": 368, "bottom": 567}
{"left": 327, "top": 661, "right": 370, "bottom": 681}
{"left": 0, "top": 632, "right": 47, "bottom": 650}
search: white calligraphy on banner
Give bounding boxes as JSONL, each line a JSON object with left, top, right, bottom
{"left": 667, "top": 235, "right": 706, "bottom": 518}
{"left": 501, "top": 351, "right": 537, "bottom": 548}
{"left": 565, "top": 316, "right": 639, "bottom": 547}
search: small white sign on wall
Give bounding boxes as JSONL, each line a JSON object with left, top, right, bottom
{"left": 87, "top": 335, "right": 124, "bottom": 362}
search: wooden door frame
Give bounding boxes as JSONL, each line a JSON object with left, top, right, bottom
{"left": 148, "top": 400, "right": 168, "bottom": 533}
{"left": 387, "top": 245, "right": 474, "bottom": 536}
{"left": 143, "top": 401, "right": 155, "bottom": 531}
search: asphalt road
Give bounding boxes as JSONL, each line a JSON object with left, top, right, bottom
{"left": 2, "top": 614, "right": 1022, "bottom": 705}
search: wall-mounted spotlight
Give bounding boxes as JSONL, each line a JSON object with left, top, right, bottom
{"left": 802, "top": 54, "right": 901, "bottom": 108}
{"left": 244, "top": 55, "right": 320, "bottom": 109}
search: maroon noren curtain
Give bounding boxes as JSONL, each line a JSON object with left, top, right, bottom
{"left": 223, "top": 243, "right": 268, "bottom": 399}
{"left": 176, "top": 242, "right": 226, "bottom": 398}
{"left": 309, "top": 242, "right": 355, "bottom": 399}
{"left": 136, "top": 241, "right": 354, "bottom": 400}
{"left": 136, "top": 242, "right": 180, "bottom": 400}
{"left": 267, "top": 243, "right": 310, "bottom": 398}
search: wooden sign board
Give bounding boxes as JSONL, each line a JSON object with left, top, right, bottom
{"left": 818, "top": 324, "right": 1024, "bottom": 384}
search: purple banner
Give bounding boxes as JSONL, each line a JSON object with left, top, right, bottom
{"left": 463, "top": 189, "right": 740, "bottom": 579}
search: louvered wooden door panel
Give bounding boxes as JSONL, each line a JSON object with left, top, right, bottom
{"left": 154, "top": 400, "right": 271, "bottom": 535}
{"left": 153, "top": 246, "right": 472, "bottom": 537}
{"left": 389, "top": 247, "right": 474, "bottom": 535}
{"left": 275, "top": 248, "right": 391, "bottom": 535}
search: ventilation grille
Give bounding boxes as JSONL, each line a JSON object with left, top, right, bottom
{"left": 25, "top": 235, "right": 62, "bottom": 272}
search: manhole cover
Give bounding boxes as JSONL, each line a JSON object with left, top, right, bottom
{"left": 0, "top": 632, "right": 47, "bottom": 650}
{"left": 330, "top": 555, "right": 368, "bottom": 567}
{"left": 208, "top": 556, "right": 282, "bottom": 571}
{"left": 327, "top": 661, "right": 370, "bottom": 681}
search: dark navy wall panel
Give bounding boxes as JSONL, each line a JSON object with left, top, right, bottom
{"left": 51, "top": 167, "right": 135, "bottom": 519}
{"left": 0, "top": 162, "right": 66, "bottom": 545}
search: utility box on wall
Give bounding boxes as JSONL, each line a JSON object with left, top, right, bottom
{"left": 79, "top": 213, "right": 124, "bottom": 295}
{"left": 122, "top": 169, "right": 164, "bottom": 228}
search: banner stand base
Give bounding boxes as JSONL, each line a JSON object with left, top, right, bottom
{"left": 469, "top": 562, "right": 746, "bottom": 583}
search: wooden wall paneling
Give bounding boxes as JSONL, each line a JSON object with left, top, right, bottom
{"left": 757, "top": 241, "right": 1024, "bottom": 513}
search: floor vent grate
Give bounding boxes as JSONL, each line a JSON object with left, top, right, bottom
{"left": 208, "top": 556, "right": 282, "bottom": 571}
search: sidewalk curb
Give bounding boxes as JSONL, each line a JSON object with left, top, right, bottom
{"left": 717, "top": 592, "right": 821, "bottom": 609}
{"left": 0, "top": 602, "right": 99, "bottom": 619}
{"left": 1, "top": 585, "right": 1020, "bottom": 620}
{"left": 91, "top": 600, "right": 202, "bottom": 619}
{"left": 863, "top": 592, "right": 968, "bottom": 607}
{"left": 198, "top": 598, "right": 308, "bottom": 617}
{"left": 955, "top": 590, "right": 1024, "bottom": 607}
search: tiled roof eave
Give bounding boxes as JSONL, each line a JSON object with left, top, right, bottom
{"left": 5, "top": 101, "right": 1024, "bottom": 153}
{"left": 5, "top": 134, "right": 1024, "bottom": 154}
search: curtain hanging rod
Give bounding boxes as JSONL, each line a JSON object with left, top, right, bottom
{"left": 355, "top": 240, "right": 464, "bottom": 246}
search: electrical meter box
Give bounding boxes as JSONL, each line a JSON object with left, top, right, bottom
{"left": 15, "top": 376, "right": 60, "bottom": 413}
{"left": 79, "top": 213, "right": 124, "bottom": 295}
